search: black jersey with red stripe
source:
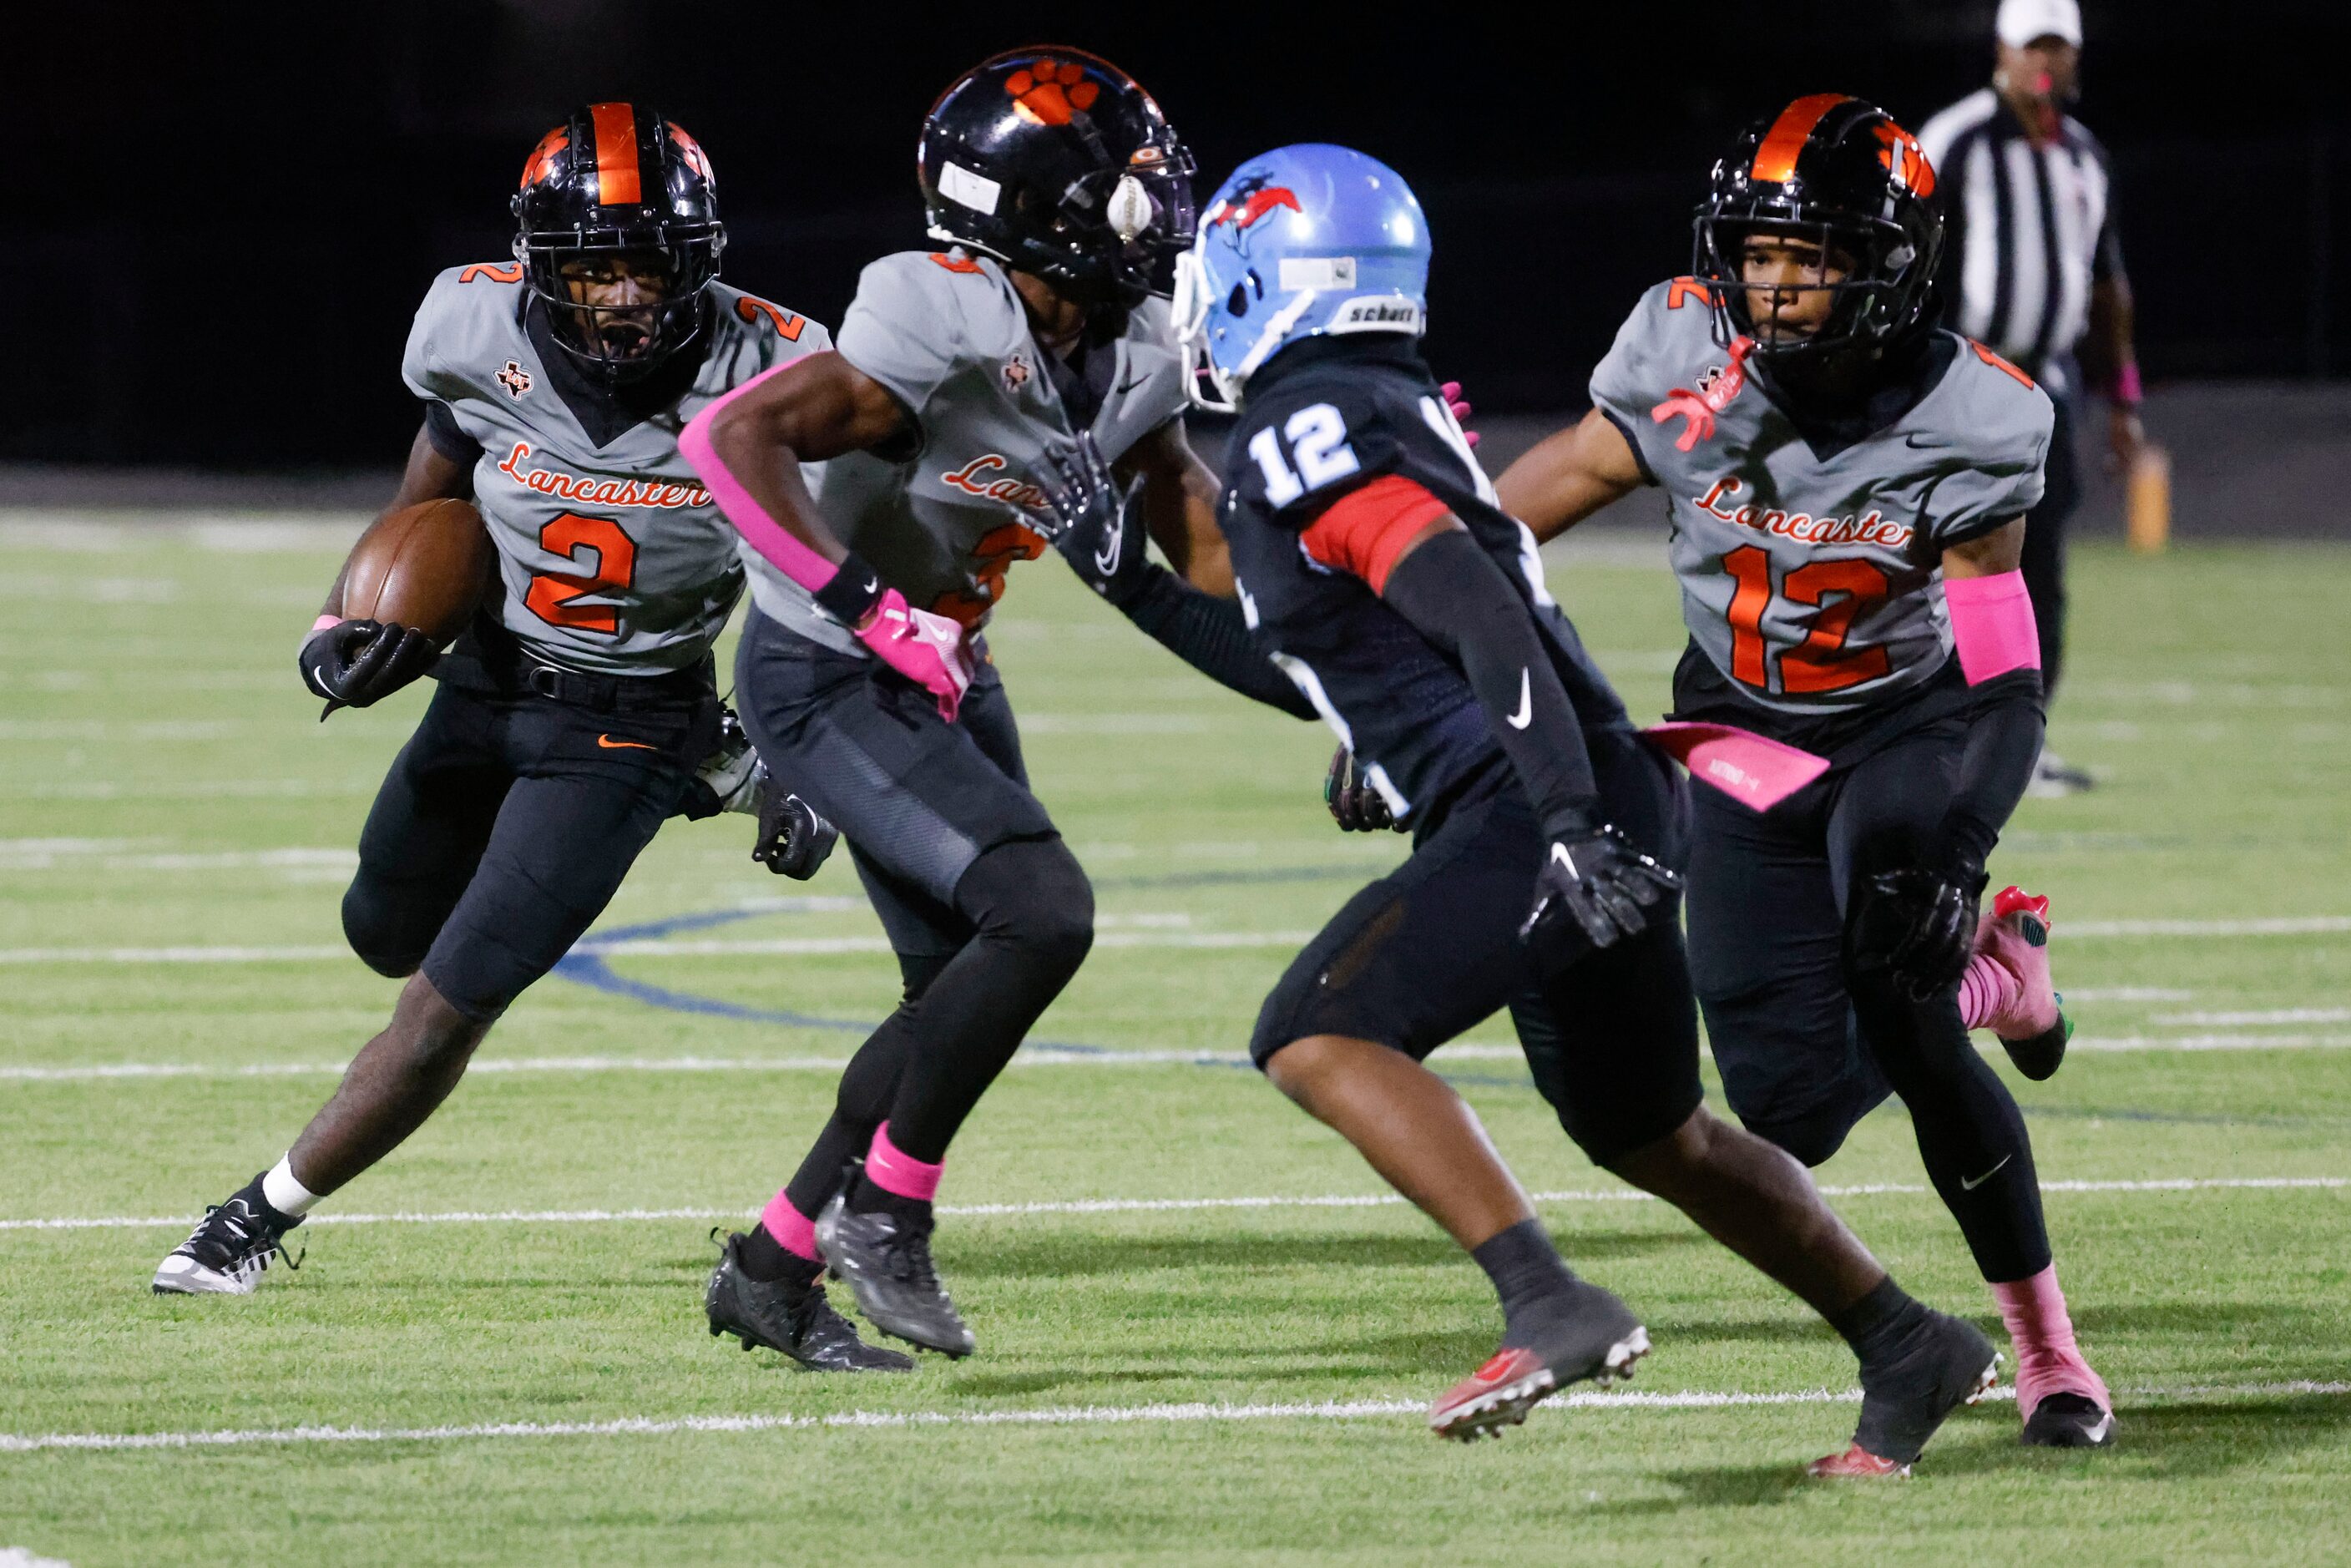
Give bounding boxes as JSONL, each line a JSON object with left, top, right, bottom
{"left": 1217, "top": 338, "right": 1631, "bottom": 825}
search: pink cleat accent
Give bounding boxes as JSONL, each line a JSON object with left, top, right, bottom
{"left": 1994, "top": 1264, "right": 2116, "bottom": 1449}
{"left": 1807, "top": 1444, "right": 1910, "bottom": 1479}
{"left": 1967, "top": 885, "right": 2073, "bottom": 1080}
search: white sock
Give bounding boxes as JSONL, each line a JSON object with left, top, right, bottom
{"left": 261, "top": 1155, "right": 321, "bottom": 1218}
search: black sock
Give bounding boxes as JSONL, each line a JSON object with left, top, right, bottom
{"left": 847, "top": 1174, "right": 933, "bottom": 1230}
{"left": 1471, "top": 1219, "right": 1580, "bottom": 1342}
{"left": 736, "top": 1223, "right": 824, "bottom": 1288}
{"left": 1829, "top": 1275, "right": 1931, "bottom": 1369}
{"left": 230, "top": 1172, "right": 301, "bottom": 1232}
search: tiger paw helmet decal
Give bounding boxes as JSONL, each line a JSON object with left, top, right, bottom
{"left": 1005, "top": 59, "right": 1099, "bottom": 127}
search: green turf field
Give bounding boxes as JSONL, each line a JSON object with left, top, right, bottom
{"left": 2, "top": 516, "right": 2347, "bottom": 1565}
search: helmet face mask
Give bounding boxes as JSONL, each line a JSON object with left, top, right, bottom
{"left": 511, "top": 104, "right": 725, "bottom": 385}
{"left": 1692, "top": 95, "right": 1943, "bottom": 382}
{"left": 919, "top": 48, "right": 1196, "bottom": 311}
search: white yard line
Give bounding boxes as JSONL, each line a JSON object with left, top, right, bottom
{"left": 2067, "top": 916, "right": 2351, "bottom": 938}
{"left": 4, "top": 1380, "right": 2344, "bottom": 1457}
{"left": 2070, "top": 1034, "right": 2351, "bottom": 1052}
{"left": 3, "top": 1176, "right": 2338, "bottom": 1234}
{"left": 2152, "top": 1008, "right": 2351, "bottom": 1026}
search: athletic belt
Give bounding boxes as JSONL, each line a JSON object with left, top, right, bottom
{"left": 440, "top": 618, "right": 715, "bottom": 712}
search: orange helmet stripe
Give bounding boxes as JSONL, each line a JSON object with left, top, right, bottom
{"left": 1752, "top": 94, "right": 1852, "bottom": 184}
{"left": 589, "top": 103, "right": 642, "bottom": 206}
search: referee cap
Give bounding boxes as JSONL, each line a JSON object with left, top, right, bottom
{"left": 1997, "top": 0, "right": 2082, "bottom": 47}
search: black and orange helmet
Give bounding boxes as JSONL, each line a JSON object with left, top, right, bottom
{"left": 918, "top": 48, "right": 1196, "bottom": 311}
{"left": 510, "top": 104, "right": 726, "bottom": 382}
{"left": 1694, "top": 94, "right": 1944, "bottom": 370}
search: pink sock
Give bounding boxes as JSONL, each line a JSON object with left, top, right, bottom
{"left": 1992, "top": 1262, "right": 2110, "bottom": 1411}
{"left": 1956, "top": 953, "right": 2019, "bottom": 1031}
{"left": 759, "top": 1189, "right": 820, "bottom": 1262}
{"left": 866, "top": 1122, "right": 944, "bottom": 1203}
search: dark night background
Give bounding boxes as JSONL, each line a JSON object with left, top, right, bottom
{"left": 13, "top": 2, "right": 2347, "bottom": 471}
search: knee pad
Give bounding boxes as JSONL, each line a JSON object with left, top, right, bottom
{"left": 957, "top": 837, "right": 1095, "bottom": 975}
{"left": 340, "top": 874, "right": 434, "bottom": 979}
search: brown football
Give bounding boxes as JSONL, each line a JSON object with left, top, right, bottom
{"left": 340, "top": 498, "right": 496, "bottom": 647}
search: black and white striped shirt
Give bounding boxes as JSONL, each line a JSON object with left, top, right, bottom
{"left": 1917, "top": 88, "right": 2122, "bottom": 391}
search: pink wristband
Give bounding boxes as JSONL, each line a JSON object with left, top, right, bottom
{"left": 1944, "top": 569, "right": 2040, "bottom": 685}
{"left": 311, "top": 615, "right": 343, "bottom": 633}
{"left": 2112, "top": 361, "right": 2142, "bottom": 405}
{"left": 679, "top": 361, "right": 850, "bottom": 595}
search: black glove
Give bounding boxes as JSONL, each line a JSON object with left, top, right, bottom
{"left": 300, "top": 618, "right": 438, "bottom": 717}
{"left": 752, "top": 789, "right": 840, "bottom": 880}
{"left": 1520, "top": 822, "right": 1683, "bottom": 951}
{"left": 1045, "top": 432, "right": 1151, "bottom": 608}
{"left": 1847, "top": 865, "right": 1985, "bottom": 1002}
{"left": 1325, "top": 746, "right": 1403, "bottom": 832}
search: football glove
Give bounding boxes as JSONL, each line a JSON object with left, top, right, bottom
{"left": 680, "top": 708, "right": 763, "bottom": 821}
{"left": 1325, "top": 746, "right": 1403, "bottom": 833}
{"left": 1045, "top": 432, "right": 1150, "bottom": 608}
{"left": 300, "top": 618, "right": 437, "bottom": 717}
{"left": 752, "top": 788, "right": 840, "bottom": 881}
{"left": 1521, "top": 823, "right": 1683, "bottom": 951}
{"left": 1847, "top": 865, "right": 1986, "bottom": 1002}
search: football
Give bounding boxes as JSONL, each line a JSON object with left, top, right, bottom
{"left": 339, "top": 497, "right": 496, "bottom": 646}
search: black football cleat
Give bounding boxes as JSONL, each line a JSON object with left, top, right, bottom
{"left": 151, "top": 1192, "right": 303, "bottom": 1295}
{"left": 1811, "top": 1310, "right": 1999, "bottom": 1478}
{"left": 704, "top": 1232, "right": 914, "bottom": 1373}
{"left": 2022, "top": 1391, "right": 2118, "bottom": 1448}
{"left": 815, "top": 1195, "right": 975, "bottom": 1358}
{"left": 1428, "top": 1279, "right": 1650, "bottom": 1441}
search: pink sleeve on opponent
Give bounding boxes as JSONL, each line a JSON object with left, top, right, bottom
{"left": 1944, "top": 569, "right": 2040, "bottom": 685}
{"left": 677, "top": 362, "right": 843, "bottom": 594}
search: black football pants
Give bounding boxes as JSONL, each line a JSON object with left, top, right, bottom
{"left": 1685, "top": 711, "right": 2051, "bottom": 1284}
{"left": 733, "top": 609, "right": 1093, "bottom": 1201}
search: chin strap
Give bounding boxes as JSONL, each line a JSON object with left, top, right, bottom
{"left": 1651, "top": 335, "right": 1754, "bottom": 452}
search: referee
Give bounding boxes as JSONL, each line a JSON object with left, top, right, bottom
{"left": 1919, "top": 0, "right": 2145, "bottom": 797}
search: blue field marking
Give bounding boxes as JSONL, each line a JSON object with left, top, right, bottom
{"left": 549, "top": 862, "right": 1378, "bottom": 1053}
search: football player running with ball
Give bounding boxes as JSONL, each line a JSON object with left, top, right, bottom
{"left": 152, "top": 106, "right": 892, "bottom": 1368}
{"left": 1496, "top": 96, "right": 2111, "bottom": 1459}
{"left": 1098, "top": 141, "right": 1999, "bottom": 1466}
{"left": 680, "top": 50, "right": 1297, "bottom": 1363}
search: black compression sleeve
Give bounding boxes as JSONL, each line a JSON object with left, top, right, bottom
{"left": 1939, "top": 670, "right": 2045, "bottom": 871}
{"left": 1378, "top": 529, "right": 1600, "bottom": 831}
{"left": 1120, "top": 566, "right": 1318, "bottom": 720}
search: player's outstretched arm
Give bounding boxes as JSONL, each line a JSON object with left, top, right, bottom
{"left": 682, "top": 353, "right": 973, "bottom": 721}
{"left": 1121, "top": 418, "right": 1236, "bottom": 596}
{"left": 1371, "top": 518, "right": 1679, "bottom": 948}
{"left": 1493, "top": 407, "right": 1649, "bottom": 545}
{"left": 1044, "top": 433, "right": 1316, "bottom": 720}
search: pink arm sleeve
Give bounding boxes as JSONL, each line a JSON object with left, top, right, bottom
{"left": 677, "top": 364, "right": 843, "bottom": 594}
{"left": 1944, "top": 569, "right": 2040, "bottom": 685}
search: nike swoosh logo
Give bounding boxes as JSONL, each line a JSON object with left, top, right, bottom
{"left": 862, "top": 577, "right": 879, "bottom": 594}
{"left": 2080, "top": 1412, "right": 2116, "bottom": 1444}
{"left": 1904, "top": 433, "right": 1947, "bottom": 448}
{"left": 597, "top": 735, "right": 659, "bottom": 751}
{"left": 1959, "top": 1153, "right": 2013, "bottom": 1191}
{"left": 1505, "top": 668, "right": 1533, "bottom": 730}
{"left": 1093, "top": 518, "right": 1123, "bottom": 578}
{"left": 310, "top": 665, "right": 334, "bottom": 695}
{"left": 1115, "top": 375, "right": 1150, "bottom": 395}
{"left": 1550, "top": 841, "right": 1579, "bottom": 878}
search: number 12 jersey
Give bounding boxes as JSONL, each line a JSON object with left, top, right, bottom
{"left": 1588, "top": 276, "right": 2053, "bottom": 719}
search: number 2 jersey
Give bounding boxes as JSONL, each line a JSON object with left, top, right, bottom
{"left": 738, "top": 249, "right": 1190, "bottom": 653}
{"left": 1221, "top": 337, "right": 1631, "bottom": 824}
{"left": 402, "top": 261, "right": 830, "bottom": 675}
{"left": 1588, "top": 277, "right": 2053, "bottom": 732}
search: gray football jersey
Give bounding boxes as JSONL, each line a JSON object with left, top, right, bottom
{"left": 1590, "top": 277, "right": 2053, "bottom": 713}
{"left": 402, "top": 263, "right": 832, "bottom": 674}
{"left": 740, "top": 250, "right": 1188, "bottom": 652}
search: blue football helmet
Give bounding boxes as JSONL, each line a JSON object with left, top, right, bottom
{"left": 1172, "top": 144, "right": 1430, "bottom": 412}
